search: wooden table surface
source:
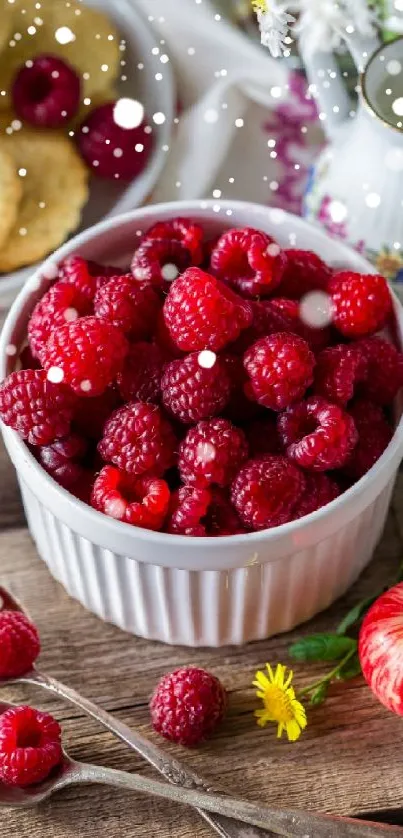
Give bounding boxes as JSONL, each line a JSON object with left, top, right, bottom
{"left": 1, "top": 436, "right": 403, "bottom": 837}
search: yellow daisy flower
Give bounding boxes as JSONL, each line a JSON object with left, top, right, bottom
{"left": 253, "top": 663, "right": 307, "bottom": 742}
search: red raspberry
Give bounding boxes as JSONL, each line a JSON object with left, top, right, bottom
{"left": 98, "top": 402, "right": 177, "bottom": 477}
{"left": 329, "top": 271, "right": 392, "bottom": 338}
{"left": 279, "top": 249, "right": 331, "bottom": 299}
{"left": 141, "top": 218, "right": 204, "bottom": 264}
{"left": 12, "top": 54, "right": 80, "bottom": 128}
{"left": 166, "top": 486, "right": 212, "bottom": 535}
{"left": 206, "top": 488, "right": 245, "bottom": 535}
{"left": 117, "top": 342, "right": 166, "bottom": 403}
{"left": 357, "top": 336, "right": 403, "bottom": 405}
{"left": 211, "top": 227, "right": 286, "bottom": 297}
{"left": 278, "top": 396, "right": 358, "bottom": 471}
{"left": 314, "top": 343, "right": 368, "bottom": 405}
{"left": 42, "top": 316, "right": 128, "bottom": 397}
{"left": 131, "top": 239, "right": 191, "bottom": 291}
{"left": 94, "top": 275, "right": 160, "bottom": 339}
{"left": 178, "top": 418, "right": 248, "bottom": 488}
{"left": 28, "top": 282, "right": 92, "bottom": 362}
{"left": 77, "top": 102, "right": 153, "bottom": 180}
{"left": 58, "top": 256, "right": 99, "bottom": 302}
{"left": 343, "top": 399, "right": 393, "bottom": 480}
{"left": 243, "top": 333, "right": 315, "bottom": 411}
{"left": 73, "top": 387, "right": 120, "bottom": 439}
{"left": 38, "top": 433, "right": 88, "bottom": 491}
{"left": 0, "top": 611, "right": 40, "bottom": 678}
{"left": 294, "top": 473, "right": 340, "bottom": 519}
{"left": 231, "top": 455, "right": 305, "bottom": 531}
{"left": 161, "top": 352, "right": 231, "bottom": 424}
{"left": 163, "top": 268, "right": 252, "bottom": 353}
{"left": 0, "top": 706, "right": 62, "bottom": 787}
{"left": 270, "top": 298, "right": 331, "bottom": 352}
{"left": 0, "top": 369, "right": 76, "bottom": 446}
{"left": 245, "top": 416, "right": 283, "bottom": 456}
{"left": 91, "top": 466, "right": 170, "bottom": 530}
{"left": 150, "top": 667, "right": 227, "bottom": 747}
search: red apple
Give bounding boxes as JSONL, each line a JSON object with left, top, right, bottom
{"left": 359, "top": 582, "right": 403, "bottom": 716}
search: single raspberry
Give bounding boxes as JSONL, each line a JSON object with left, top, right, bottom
{"left": 231, "top": 455, "right": 305, "bottom": 531}
{"left": 73, "top": 387, "right": 120, "bottom": 439}
{"left": 150, "top": 667, "right": 227, "bottom": 747}
{"left": 166, "top": 486, "right": 212, "bottom": 535}
{"left": 91, "top": 466, "right": 170, "bottom": 530}
{"left": 161, "top": 352, "right": 231, "bottom": 424}
{"left": 278, "top": 396, "right": 358, "bottom": 471}
{"left": 12, "top": 54, "right": 80, "bottom": 128}
{"left": 210, "top": 227, "right": 286, "bottom": 297}
{"left": 357, "top": 336, "right": 403, "bottom": 405}
{"left": 141, "top": 218, "right": 204, "bottom": 264}
{"left": 243, "top": 332, "right": 315, "bottom": 411}
{"left": 98, "top": 402, "right": 177, "bottom": 477}
{"left": 94, "top": 275, "right": 160, "bottom": 339}
{"left": 117, "top": 342, "right": 166, "bottom": 404}
{"left": 42, "top": 316, "right": 128, "bottom": 397}
{"left": 38, "top": 433, "right": 88, "bottom": 491}
{"left": 0, "top": 369, "right": 76, "bottom": 446}
{"left": 0, "top": 706, "right": 62, "bottom": 787}
{"left": 279, "top": 249, "right": 331, "bottom": 299}
{"left": 206, "top": 488, "right": 245, "bottom": 535}
{"left": 58, "top": 256, "right": 99, "bottom": 302}
{"left": 163, "top": 268, "right": 252, "bottom": 353}
{"left": 0, "top": 611, "right": 40, "bottom": 678}
{"left": 245, "top": 416, "right": 283, "bottom": 456}
{"left": 77, "top": 102, "right": 153, "bottom": 180}
{"left": 270, "top": 298, "right": 331, "bottom": 352}
{"left": 329, "top": 271, "right": 392, "bottom": 338}
{"left": 131, "top": 239, "right": 191, "bottom": 290}
{"left": 28, "top": 282, "right": 92, "bottom": 362}
{"left": 294, "top": 473, "right": 340, "bottom": 519}
{"left": 343, "top": 399, "right": 393, "bottom": 480}
{"left": 178, "top": 418, "right": 248, "bottom": 488}
{"left": 314, "top": 343, "right": 368, "bottom": 405}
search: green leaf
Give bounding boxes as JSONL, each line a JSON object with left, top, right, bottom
{"left": 289, "top": 634, "right": 357, "bottom": 663}
{"left": 336, "top": 653, "right": 362, "bottom": 681}
{"left": 336, "top": 596, "right": 377, "bottom": 635}
{"left": 309, "top": 683, "right": 328, "bottom": 706}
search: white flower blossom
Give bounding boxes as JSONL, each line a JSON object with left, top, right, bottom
{"left": 252, "top": 1, "right": 296, "bottom": 57}
{"left": 291, "top": 0, "right": 379, "bottom": 57}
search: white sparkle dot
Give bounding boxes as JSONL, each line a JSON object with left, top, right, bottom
{"left": 175, "top": 180, "right": 181, "bottom": 188}
{"left": 269, "top": 208, "right": 286, "bottom": 225}
{"left": 270, "top": 151, "right": 277, "bottom": 159}
{"left": 101, "top": 64, "right": 108, "bottom": 72}
{"left": 387, "top": 59, "right": 402, "bottom": 75}
{"left": 386, "top": 88, "right": 392, "bottom": 95}
{"left": 160, "top": 54, "right": 169, "bottom": 63}
{"left": 155, "top": 73, "right": 163, "bottom": 81}
{"left": 47, "top": 367, "right": 64, "bottom": 384}
{"left": 329, "top": 200, "right": 347, "bottom": 223}
{"left": 198, "top": 350, "right": 217, "bottom": 369}
{"left": 228, "top": 177, "right": 234, "bottom": 183}
{"left": 51, "top": 70, "right": 60, "bottom": 79}
{"left": 151, "top": 46, "right": 159, "bottom": 55}
{"left": 392, "top": 98, "right": 403, "bottom": 116}
{"left": 152, "top": 111, "right": 166, "bottom": 125}
{"left": 80, "top": 380, "right": 92, "bottom": 392}
{"left": 270, "top": 181, "right": 279, "bottom": 191}
{"left": 135, "top": 143, "right": 144, "bottom": 152}
{"left": 5, "top": 344, "right": 17, "bottom": 356}
{"left": 42, "top": 262, "right": 58, "bottom": 279}
{"left": 144, "top": 125, "right": 152, "bottom": 134}
{"left": 18, "top": 168, "right": 27, "bottom": 177}
{"left": 267, "top": 139, "right": 276, "bottom": 148}
{"left": 81, "top": 125, "right": 89, "bottom": 134}
{"left": 83, "top": 97, "right": 91, "bottom": 106}
{"left": 204, "top": 108, "right": 219, "bottom": 124}
{"left": 27, "top": 25, "right": 36, "bottom": 34}
{"left": 11, "top": 120, "right": 22, "bottom": 130}
{"left": 235, "top": 118, "right": 244, "bottom": 127}
{"left": 25, "top": 60, "right": 33, "bottom": 68}
{"left": 394, "top": 242, "right": 401, "bottom": 249}
{"left": 161, "top": 263, "right": 179, "bottom": 281}
{"left": 39, "top": 201, "right": 45, "bottom": 208}
{"left": 366, "top": 192, "right": 381, "bottom": 208}
{"left": 113, "top": 147, "right": 123, "bottom": 158}
{"left": 319, "top": 112, "right": 327, "bottom": 121}
{"left": 19, "top": 228, "right": 27, "bottom": 236}
{"left": 63, "top": 307, "right": 78, "bottom": 322}
{"left": 270, "top": 86, "right": 282, "bottom": 98}
{"left": 188, "top": 47, "right": 195, "bottom": 55}
{"left": 83, "top": 72, "right": 90, "bottom": 80}
{"left": 266, "top": 242, "right": 281, "bottom": 257}
{"left": 212, "top": 189, "right": 221, "bottom": 198}
{"left": 300, "top": 291, "right": 333, "bottom": 328}
{"left": 137, "top": 62, "right": 144, "bottom": 69}
{"left": 346, "top": 24, "right": 355, "bottom": 34}
{"left": 105, "top": 497, "right": 126, "bottom": 519}
{"left": 196, "top": 442, "right": 216, "bottom": 464}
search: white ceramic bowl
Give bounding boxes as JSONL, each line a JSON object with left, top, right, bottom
{"left": 1, "top": 200, "right": 403, "bottom": 647}
{"left": 0, "top": 0, "right": 174, "bottom": 308}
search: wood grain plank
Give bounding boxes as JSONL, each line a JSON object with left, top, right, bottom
{"left": 0, "top": 437, "right": 26, "bottom": 530}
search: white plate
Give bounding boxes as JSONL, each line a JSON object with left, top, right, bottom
{"left": 0, "top": 0, "right": 174, "bottom": 308}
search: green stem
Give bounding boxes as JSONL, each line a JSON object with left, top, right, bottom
{"left": 298, "top": 647, "right": 357, "bottom": 698}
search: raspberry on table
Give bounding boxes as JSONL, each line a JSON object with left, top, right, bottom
{"left": 163, "top": 268, "right": 252, "bottom": 353}
{"left": 0, "top": 369, "right": 76, "bottom": 446}
{"left": 73, "top": 387, "right": 121, "bottom": 439}
{"left": 357, "top": 336, "right": 403, "bottom": 405}
{"left": 343, "top": 399, "right": 393, "bottom": 480}
{"left": 12, "top": 54, "right": 80, "bottom": 128}
{"left": 38, "top": 433, "right": 89, "bottom": 491}
{"left": 150, "top": 667, "right": 227, "bottom": 747}
{"left": 314, "top": 343, "right": 368, "bottom": 405}
{"left": 161, "top": 352, "right": 231, "bottom": 424}
{"left": 98, "top": 402, "right": 177, "bottom": 477}
{"left": 94, "top": 274, "right": 160, "bottom": 339}
{"left": 294, "top": 473, "right": 340, "bottom": 519}
{"left": 210, "top": 227, "right": 286, "bottom": 297}
{"left": 231, "top": 455, "right": 306, "bottom": 531}
{"left": 0, "top": 611, "right": 40, "bottom": 678}
{"left": 141, "top": 218, "right": 204, "bottom": 264}
{"left": 117, "top": 342, "right": 166, "bottom": 404}
{"left": 329, "top": 271, "right": 392, "bottom": 338}
{"left": 42, "top": 316, "right": 128, "bottom": 397}
{"left": 28, "top": 282, "right": 92, "bottom": 362}
{"left": 279, "top": 249, "right": 332, "bottom": 300}
{"left": 178, "top": 418, "right": 248, "bottom": 488}
{"left": 77, "top": 102, "right": 153, "bottom": 180}
{"left": 166, "top": 486, "right": 212, "bottom": 535}
{"left": 131, "top": 238, "right": 191, "bottom": 290}
{"left": 58, "top": 256, "right": 99, "bottom": 302}
{"left": 0, "top": 705, "right": 62, "bottom": 787}
{"left": 278, "top": 396, "right": 358, "bottom": 471}
{"left": 91, "top": 466, "right": 170, "bottom": 530}
{"left": 243, "top": 332, "right": 315, "bottom": 411}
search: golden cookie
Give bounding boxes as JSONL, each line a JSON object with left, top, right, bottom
{"left": 0, "top": 0, "right": 14, "bottom": 55}
{"left": 0, "top": 0, "right": 120, "bottom": 112}
{"left": 0, "top": 144, "right": 22, "bottom": 250}
{"left": 0, "top": 130, "right": 88, "bottom": 272}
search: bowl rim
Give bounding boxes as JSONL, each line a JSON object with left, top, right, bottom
{"left": 1, "top": 198, "right": 403, "bottom": 554}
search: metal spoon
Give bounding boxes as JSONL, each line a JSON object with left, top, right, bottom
{"left": 0, "top": 587, "right": 400, "bottom": 838}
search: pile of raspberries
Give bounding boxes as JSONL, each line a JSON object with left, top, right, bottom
{"left": 1, "top": 218, "right": 402, "bottom": 536}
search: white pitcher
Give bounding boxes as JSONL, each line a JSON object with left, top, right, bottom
{"left": 302, "top": 32, "right": 403, "bottom": 285}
